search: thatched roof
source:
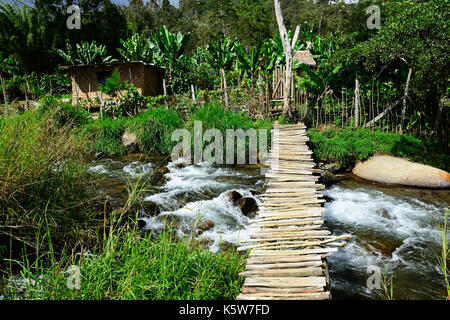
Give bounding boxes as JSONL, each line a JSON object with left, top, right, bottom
{"left": 293, "top": 50, "right": 316, "bottom": 67}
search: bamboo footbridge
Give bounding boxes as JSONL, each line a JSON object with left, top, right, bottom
{"left": 237, "top": 123, "right": 351, "bottom": 300}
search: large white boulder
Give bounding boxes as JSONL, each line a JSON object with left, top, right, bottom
{"left": 352, "top": 155, "right": 450, "bottom": 189}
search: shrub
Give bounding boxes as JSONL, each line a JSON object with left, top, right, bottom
{"left": 84, "top": 117, "right": 128, "bottom": 155}
{"left": 307, "top": 127, "right": 449, "bottom": 171}
{"left": 129, "top": 107, "right": 184, "bottom": 154}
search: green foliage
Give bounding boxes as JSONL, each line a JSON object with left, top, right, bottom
{"left": 57, "top": 40, "right": 117, "bottom": 65}
{"left": 39, "top": 98, "right": 90, "bottom": 128}
{"left": 149, "top": 25, "right": 191, "bottom": 89}
{"left": 130, "top": 107, "right": 184, "bottom": 154}
{"left": 98, "top": 69, "right": 128, "bottom": 98}
{"left": 99, "top": 70, "right": 150, "bottom": 117}
{"left": 84, "top": 117, "right": 128, "bottom": 155}
{"left": 204, "top": 36, "right": 235, "bottom": 72}
{"left": 117, "top": 33, "right": 152, "bottom": 62}
{"left": 0, "top": 110, "right": 96, "bottom": 259}
{"left": 2, "top": 225, "right": 246, "bottom": 300}
{"left": 308, "top": 127, "right": 449, "bottom": 171}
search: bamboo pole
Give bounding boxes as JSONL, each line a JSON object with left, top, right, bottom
{"left": 1, "top": 74, "right": 8, "bottom": 116}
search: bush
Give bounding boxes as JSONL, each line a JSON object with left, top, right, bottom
{"left": 307, "top": 127, "right": 449, "bottom": 171}
{"left": 2, "top": 225, "right": 246, "bottom": 300}
{"left": 129, "top": 107, "right": 184, "bottom": 154}
{"left": 84, "top": 117, "right": 128, "bottom": 155}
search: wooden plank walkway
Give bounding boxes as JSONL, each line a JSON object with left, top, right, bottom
{"left": 237, "top": 123, "right": 351, "bottom": 300}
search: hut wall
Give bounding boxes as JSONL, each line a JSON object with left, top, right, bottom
{"left": 71, "top": 63, "right": 162, "bottom": 106}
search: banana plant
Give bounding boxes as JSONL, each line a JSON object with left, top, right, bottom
{"left": 203, "top": 36, "right": 236, "bottom": 107}
{"left": 57, "top": 40, "right": 117, "bottom": 65}
{"left": 117, "top": 34, "right": 152, "bottom": 62}
{"left": 234, "top": 38, "right": 265, "bottom": 87}
{"left": 148, "top": 25, "right": 191, "bottom": 88}
{"left": 299, "top": 63, "right": 342, "bottom": 99}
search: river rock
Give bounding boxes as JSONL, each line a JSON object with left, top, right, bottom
{"left": 142, "top": 201, "right": 161, "bottom": 216}
{"left": 320, "top": 171, "right": 338, "bottom": 187}
{"left": 150, "top": 166, "right": 169, "bottom": 186}
{"left": 137, "top": 219, "right": 147, "bottom": 229}
{"left": 363, "top": 237, "right": 403, "bottom": 258}
{"left": 122, "top": 130, "right": 139, "bottom": 151}
{"left": 353, "top": 156, "right": 450, "bottom": 189}
{"left": 196, "top": 220, "right": 215, "bottom": 234}
{"left": 227, "top": 190, "right": 243, "bottom": 205}
{"left": 239, "top": 197, "right": 258, "bottom": 217}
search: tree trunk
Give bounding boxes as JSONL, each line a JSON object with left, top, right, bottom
{"left": 222, "top": 68, "right": 229, "bottom": 108}
{"left": 258, "top": 72, "right": 264, "bottom": 117}
{"left": 435, "top": 94, "right": 448, "bottom": 153}
{"left": 399, "top": 68, "right": 413, "bottom": 134}
{"left": 273, "top": 0, "right": 299, "bottom": 119}
{"left": 354, "top": 75, "right": 360, "bottom": 127}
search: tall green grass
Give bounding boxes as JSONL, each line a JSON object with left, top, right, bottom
{"left": 0, "top": 110, "right": 101, "bottom": 276}
{"left": 1, "top": 215, "right": 246, "bottom": 300}
{"left": 83, "top": 117, "right": 128, "bottom": 155}
{"left": 307, "top": 127, "right": 449, "bottom": 171}
{"left": 130, "top": 107, "right": 184, "bottom": 154}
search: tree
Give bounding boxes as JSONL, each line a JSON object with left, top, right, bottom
{"left": 204, "top": 37, "right": 235, "bottom": 107}
{"left": 149, "top": 25, "right": 191, "bottom": 91}
{"left": 273, "top": 0, "right": 300, "bottom": 118}
{"left": 350, "top": 0, "right": 449, "bottom": 148}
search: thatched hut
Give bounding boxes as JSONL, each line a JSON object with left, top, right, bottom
{"left": 61, "top": 61, "right": 165, "bottom": 106}
{"left": 272, "top": 50, "right": 317, "bottom": 106}
{"left": 293, "top": 50, "right": 317, "bottom": 68}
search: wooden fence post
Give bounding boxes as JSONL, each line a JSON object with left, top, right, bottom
{"left": 1, "top": 74, "right": 8, "bottom": 116}
{"left": 354, "top": 75, "right": 360, "bottom": 127}
{"left": 191, "top": 84, "right": 196, "bottom": 104}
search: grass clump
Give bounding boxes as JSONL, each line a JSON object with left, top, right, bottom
{"left": 1, "top": 221, "right": 246, "bottom": 300}
{"left": 0, "top": 110, "right": 99, "bottom": 274}
{"left": 83, "top": 117, "right": 128, "bottom": 155}
{"left": 129, "top": 107, "right": 184, "bottom": 154}
{"left": 307, "top": 127, "right": 449, "bottom": 171}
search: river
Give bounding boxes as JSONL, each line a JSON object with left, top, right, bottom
{"left": 88, "top": 154, "right": 449, "bottom": 300}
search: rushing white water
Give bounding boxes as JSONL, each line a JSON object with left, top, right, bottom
{"left": 88, "top": 159, "right": 154, "bottom": 178}
{"left": 122, "top": 161, "right": 153, "bottom": 178}
{"left": 87, "top": 154, "right": 449, "bottom": 299}
{"left": 141, "top": 160, "right": 262, "bottom": 252}
{"left": 144, "top": 160, "right": 255, "bottom": 209}
{"left": 323, "top": 183, "right": 448, "bottom": 299}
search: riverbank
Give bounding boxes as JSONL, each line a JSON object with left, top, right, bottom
{"left": 307, "top": 126, "right": 449, "bottom": 173}
{"left": 0, "top": 100, "right": 265, "bottom": 300}
{"left": 1, "top": 98, "right": 448, "bottom": 300}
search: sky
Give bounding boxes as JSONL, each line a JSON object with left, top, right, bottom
{"left": 113, "top": 0, "right": 179, "bottom": 7}
{"left": 4, "top": 0, "right": 180, "bottom": 8}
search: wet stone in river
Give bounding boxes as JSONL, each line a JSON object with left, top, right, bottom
{"left": 239, "top": 197, "right": 258, "bottom": 218}
{"left": 227, "top": 190, "right": 243, "bottom": 205}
